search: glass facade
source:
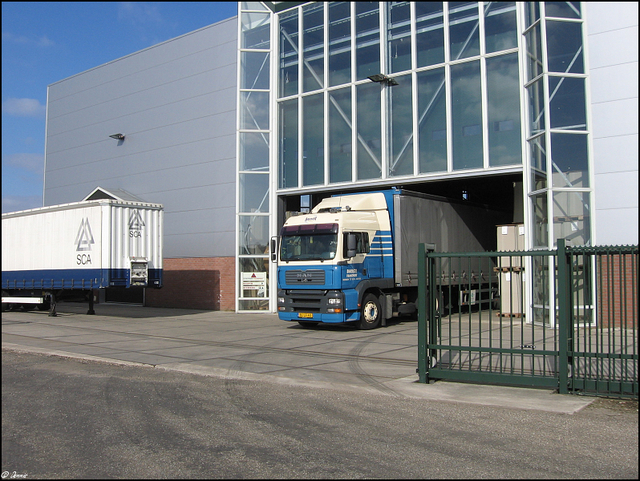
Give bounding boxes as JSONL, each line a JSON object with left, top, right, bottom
{"left": 275, "top": 1, "right": 523, "bottom": 193}
{"left": 523, "top": 1, "right": 592, "bottom": 325}
{"left": 523, "top": 1, "right": 591, "bottom": 250}
{"left": 237, "top": 2, "right": 593, "bottom": 313}
{"left": 237, "top": 2, "right": 272, "bottom": 311}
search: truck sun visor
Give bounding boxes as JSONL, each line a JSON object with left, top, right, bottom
{"left": 281, "top": 223, "right": 338, "bottom": 235}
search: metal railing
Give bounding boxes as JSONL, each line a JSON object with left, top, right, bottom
{"left": 417, "top": 240, "right": 638, "bottom": 399}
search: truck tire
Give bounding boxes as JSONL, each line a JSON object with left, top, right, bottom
{"left": 359, "top": 293, "right": 381, "bottom": 330}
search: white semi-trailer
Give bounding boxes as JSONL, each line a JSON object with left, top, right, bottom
{"left": 2, "top": 199, "right": 163, "bottom": 315}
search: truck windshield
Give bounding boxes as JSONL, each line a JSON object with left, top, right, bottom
{"left": 280, "top": 234, "right": 337, "bottom": 261}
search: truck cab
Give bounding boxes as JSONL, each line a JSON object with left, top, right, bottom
{"left": 276, "top": 192, "right": 393, "bottom": 329}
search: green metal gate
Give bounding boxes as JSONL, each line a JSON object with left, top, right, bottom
{"left": 417, "top": 240, "right": 638, "bottom": 399}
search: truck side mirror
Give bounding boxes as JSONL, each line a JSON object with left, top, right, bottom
{"left": 345, "top": 233, "right": 357, "bottom": 258}
{"left": 270, "top": 237, "right": 277, "bottom": 262}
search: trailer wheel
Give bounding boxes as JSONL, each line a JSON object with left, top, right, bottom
{"left": 37, "top": 301, "right": 51, "bottom": 311}
{"left": 359, "top": 293, "right": 381, "bottom": 330}
{"left": 1, "top": 291, "right": 9, "bottom": 312}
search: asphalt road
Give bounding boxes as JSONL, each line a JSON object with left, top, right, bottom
{"left": 2, "top": 349, "right": 638, "bottom": 479}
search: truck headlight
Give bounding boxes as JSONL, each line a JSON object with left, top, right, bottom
{"left": 278, "top": 297, "right": 285, "bottom": 304}
{"left": 328, "top": 298, "right": 342, "bottom": 305}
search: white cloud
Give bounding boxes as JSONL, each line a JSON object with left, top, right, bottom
{"left": 4, "top": 153, "right": 45, "bottom": 173}
{"left": 2, "top": 31, "right": 54, "bottom": 47}
{"left": 2, "top": 98, "right": 46, "bottom": 118}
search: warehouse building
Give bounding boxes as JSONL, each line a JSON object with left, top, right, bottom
{"left": 43, "top": 2, "right": 638, "bottom": 314}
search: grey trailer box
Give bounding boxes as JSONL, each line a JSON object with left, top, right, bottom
{"left": 393, "top": 192, "right": 509, "bottom": 287}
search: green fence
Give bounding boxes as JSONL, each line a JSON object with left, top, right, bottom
{"left": 417, "top": 240, "right": 638, "bottom": 399}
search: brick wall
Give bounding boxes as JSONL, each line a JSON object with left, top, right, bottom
{"left": 145, "top": 257, "right": 235, "bottom": 311}
{"left": 597, "top": 252, "right": 638, "bottom": 328}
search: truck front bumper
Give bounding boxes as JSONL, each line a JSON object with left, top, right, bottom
{"left": 277, "top": 289, "right": 359, "bottom": 323}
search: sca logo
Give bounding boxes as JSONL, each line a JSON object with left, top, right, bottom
{"left": 75, "top": 218, "right": 94, "bottom": 265}
{"left": 129, "top": 209, "right": 145, "bottom": 238}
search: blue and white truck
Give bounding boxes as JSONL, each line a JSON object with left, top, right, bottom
{"left": 276, "top": 188, "right": 505, "bottom": 329}
{"left": 2, "top": 198, "right": 163, "bottom": 315}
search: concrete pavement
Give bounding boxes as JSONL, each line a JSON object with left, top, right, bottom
{"left": 1, "top": 302, "right": 594, "bottom": 414}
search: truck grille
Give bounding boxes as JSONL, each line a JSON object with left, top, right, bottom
{"left": 285, "top": 269, "right": 325, "bottom": 285}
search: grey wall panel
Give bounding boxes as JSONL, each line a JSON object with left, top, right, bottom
{"left": 47, "top": 69, "right": 236, "bottom": 138}
{"left": 593, "top": 135, "right": 638, "bottom": 175}
{"left": 47, "top": 51, "right": 236, "bottom": 128}
{"left": 589, "top": 63, "right": 638, "bottom": 104}
{"left": 591, "top": 98, "right": 638, "bottom": 139}
{"left": 46, "top": 98, "right": 236, "bottom": 161}
{"left": 164, "top": 231, "right": 236, "bottom": 259}
{"left": 587, "top": 3, "right": 638, "bottom": 245}
{"left": 44, "top": 16, "right": 239, "bottom": 259}
{"left": 48, "top": 19, "right": 237, "bottom": 101}
{"left": 45, "top": 140, "right": 235, "bottom": 195}
{"left": 152, "top": 184, "right": 235, "bottom": 213}
{"left": 584, "top": 2, "right": 638, "bottom": 34}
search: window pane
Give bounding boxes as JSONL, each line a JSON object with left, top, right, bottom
{"left": 451, "top": 60, "right": 482, "bottom": 170}
{"left": 549, "top": 76, "right": 586, "bottom": 130}
{"left": 241, "top": 51, "right": 270, "bottom": 90}
{"left": 529, "top": 134, "right": 547, "bottom": 191}
{"left": 449, "top": 2, "right": 480, "bottom": 60}
{"left": 279, "top": 99, "right": 298, "bottom": 188}
{"left": 546, "top": 21, "right": 584, "bottom": 74}
{"left": 387, "top": 1, "right": 412, "bottom": 73}
{"left": 240, "top": 91, "right": 269, "bottom": 130}
{"left": 329, "top": 87, "right": 352, "bottom": 183}
{"left": 279, "top": 10, "right": 298, "bottom": 98}
{"left": 239, "top": 132, "right": 269, "bottom": 171}
{"left": 525, "top": 23, "right": 543, "bottom": 81}
{"left": 241, "top": 2, "right": 268, "bottom": 12}
{"left": 545, "top": 2, "right": 581, "bottom": 19}
{"left": 389, "top": 74, "right": 413, "bottom": 176}
{"left": 527, "top": 78, "right": 545, "bottom": 136}
{"left": 241, "top": 12, "right": 270, "bottom": 49}
{"left": 417, "top": 68, "right": 447, "bottom": 173}
{"left": 416, "top": 2, "right": 444, "bottom": 67}
{"left": 303, "top": 3, "right": 324, "bottom": 93}
{"left": 551, "top": 133, "right": 589, "bottom": 188}
{"left": 486, "top": 53, "right": 521, "bottom": 166}
{"left": 532, "top": 192, "right": 549, "bottom": 248}
{"left": 239, "top": 173, "right": 269, "bottom": 212}
{"left": 239, "top": 215, "right": 269, "bottom": 254}
{"left": 484, "top": 2, "right": 517, "bottom": 53}
{"left": 553, "top": 191, "right": 590, "bottom": 246}
{"left": 329, "top": 2, "right": 351, "bottom": 87}
{"left": 524, "top": 2, "right": 540, "bottom": 28}
{"left": 355, "top": 2, "right": 380, "bottom": 80}
{"left": 356, "top": 82, "right": 382, "bottom": 180}
{"left": 303, "top": 93, "right": 324, "bottom": 186}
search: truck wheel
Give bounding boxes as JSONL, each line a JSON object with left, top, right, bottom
{"left": 359, "top": 293, "right": 381, "bottom": 330}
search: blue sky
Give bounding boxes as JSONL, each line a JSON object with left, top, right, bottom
{"left": 1, "top": 1, "right": 237, "bottom": 213}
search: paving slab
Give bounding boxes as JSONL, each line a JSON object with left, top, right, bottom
{"left": 2, "top": 302, "right": 596, "bottom": 414}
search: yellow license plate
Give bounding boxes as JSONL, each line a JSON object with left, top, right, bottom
{"left": 298, "top": 313, "right": 313, "bottom": 319}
